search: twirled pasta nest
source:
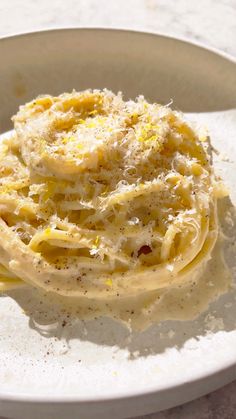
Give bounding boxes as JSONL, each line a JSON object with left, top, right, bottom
{"left": 0, "top": 89, "right": 226, "bottom": 298}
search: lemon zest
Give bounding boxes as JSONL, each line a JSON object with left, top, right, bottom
{"left": 105, "top": 278, "right": 113, "bottom": 287}
{"left": 42, "top": 181, "right": 56, "bottom": 202}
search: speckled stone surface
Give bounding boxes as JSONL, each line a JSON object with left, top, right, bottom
{"left": 0, "top": 1, "right": 235, "bottom": 418}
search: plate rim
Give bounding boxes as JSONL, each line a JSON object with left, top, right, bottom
{"left": 0, "top": 356, "right": 235, "bottom": 403}
{"left": 0, "top": 26, "right": 235, "bottom": 405}
{"left": 0, "top": 26, "right": 235, "bottom": 65}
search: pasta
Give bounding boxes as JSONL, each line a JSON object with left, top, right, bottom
{"left": 0, "top": 89, "right": 227, "bottom": 299}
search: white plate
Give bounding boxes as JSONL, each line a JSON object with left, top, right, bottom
{"left": 0, "top": 29, "right": 236, "bottom": 419}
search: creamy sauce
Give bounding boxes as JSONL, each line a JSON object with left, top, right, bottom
{"left": 7, "top": 198, "right": 234, "bottom": 331}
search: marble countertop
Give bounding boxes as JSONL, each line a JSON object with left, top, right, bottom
{"left": 1, "top": 0, "right": 236, "bottom": 57}
{"left": 0, "top": 1, "right": 235, "bottom": 418}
